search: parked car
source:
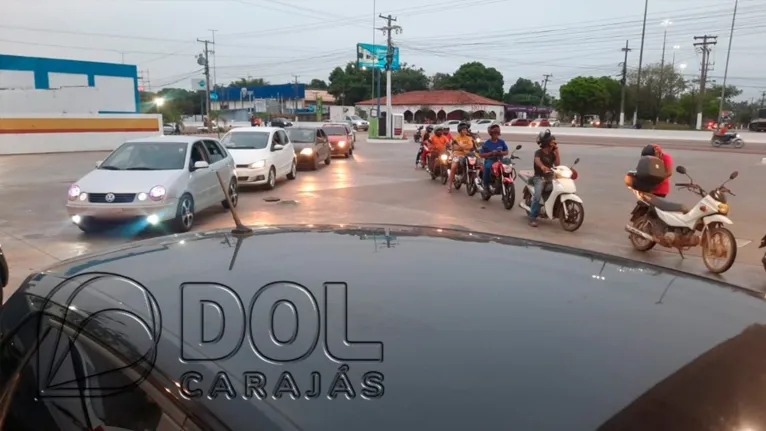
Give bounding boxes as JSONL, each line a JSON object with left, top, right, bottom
{"left": 529, "top": 118, "right": 551, "bottom": 128}
{"left": 270, "top": 117, "right": 293, "bottom": 128}
{"left": 549, "top": 118, "right": 561, "bottom": 127}
{"left": 506, "top": 118, "right": 531, "bottom": 126}
{"left": 472, "top": 119, "right": 502, "bottom": 128}
{"left": 221, "top": 127, "right": 298, "bottom": 189}
{"left": 437, "top": 120, "right": 462, "bottom": 130}
{"left": 65, "top": 136, "right": 238, "bottom": 234}
{"left": 3, "top": 224, "right": 765, "bottom": 431}
{"left": 285, "top": 126, "right": 332, "bottom": 170}
{"left": 0, "top": 243, "right": 8, "bottom": 296}
{"left": 322, "top": 123, "right": 355, "bottom": 158}
{"left": 162, "top": 123, "right": 177, "bottom": 134}
{"left": 344, "top": 114, "right": 369, "bottom": 131}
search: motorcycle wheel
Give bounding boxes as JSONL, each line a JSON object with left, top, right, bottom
{"left": 502, "top": 183, "right": 515, "bottom": 210}
{"left": 733, "top": 139, "right": 745, "bottom": 148}
{"left": 481, "top": 186, "right": 492, "bottom": 201}
{"left": 701, "top": 226, "right": 737, "bottom": 274}
{"left": 454, "top": 174, "right": 462, "bottom": 190}
{"left": 559, "top": 201, "right": 584, "bottom": 232}
{"left": 629, "top": 218, "right": 656, "bottom": 251}
{"left": 466, "top": 174, "right": 477, "bottom": 196}
{"left": 711, "top": 139, "right": 722, "bottom": 148}
{"left": 441, "top": 168, "right": 448, "bottom": 185}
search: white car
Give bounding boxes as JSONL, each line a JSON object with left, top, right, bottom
{"left": 344, "top": 115, "right": 369, "bottom": 131}
{"left": 66, "top": 136, "right": 238, "bottom": 234}
{"left": 220, "top": 127, "right": 298, "bottom": 189}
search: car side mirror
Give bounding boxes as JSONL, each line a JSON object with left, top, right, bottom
{"left": 515, "top": 145, "right": 522, "bottom": 150}
{"left": 676, "top": 165, "right": 687, "bottom": 174}
{"left": 193, "top": 161, "right": 209, "bottom": 170}
{"left": 730, "top": 171, "right": 738, "bottom": 179}
{"left": 95, "top": 160, "right": 102, "bottom": 168}
{"left": 273, "top": 144, "right": 284, "bottom": 151}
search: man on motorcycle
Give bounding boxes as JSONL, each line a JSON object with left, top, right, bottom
{"left": 447, "top": 122, "right": 475, "bottom": 193}
{"left": 640, "top": 144, "right": 672, "bottom": 198}
{"left": 536, "top": 129, "right": 556, "bottom": 148}
{"left": 416, "top": 125, "right": 434, "bottom": 168}
{"left": 528, "top": 139, "right": 560, "bottom": 227}
{"left": 478, "top": 124, "right": 509, "bottom": 191}
{"left": 442, "top": 126, "right": 453, "bottom": 141}
{"left": 428, "top": 127, "right": 450, "bottom": 171}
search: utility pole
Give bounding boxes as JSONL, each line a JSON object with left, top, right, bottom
{"left": 693, "top": 35, "right": 717, "bottom": 129}
{"left": 209, "top": 29, "right": 218, "bottom": 90}
{"left": 761, "top": 90, "right": 766, "bottom": 107}
{"left": 620, "top": 40, "right": 632, "bottom": 126}
{"left": 379, "top": 14, "right": 402, "bottom": 138}
{"left": 717, "top": 0, "right": 738, "bottom": 126}
{"left": 293, "top": 75, "right": 299, "bottom": 115}
{"left": 197, "top": 38, "right": 214, "bottom": 120}
{"left": 539, "top": 74, "right": 552, "bottom": 107}
{"left": 632, "top": 0, "right": 649, "bottom": 127}
{"left": 371, "top": 0, "right": 377, "bottom": 100}
{"left": 656, "top": 19, "right": 672, "bottom": 126}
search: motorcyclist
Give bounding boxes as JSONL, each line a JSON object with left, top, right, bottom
{"left": 536, "top": 129, "right": 556, "bottom": 148}
{"left": 428, "top": 127, "right": 451, "bottom": 171}
{"left": 640, "top": 144, "right": 672, "bottom": 198}
{"left": 416, "top": 125, "right": 434, "bottom": 168}
{"left": 478, "top": 124, "right": 509, "bottom": 191}
{"left": 442, "top": 126, "right": 454, "bottom": 141}
{"left": 447, "top": 122, "right": 475, "bottom": 193}
{"left": 528, "top": 138, "right": 560, "bottom": 227}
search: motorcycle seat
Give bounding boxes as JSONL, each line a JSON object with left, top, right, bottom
{"left": 644, "top": 194, "right": 689, "bottom": 213}
{"left": 518, "top": 170, "right": 534, "bottom": 183}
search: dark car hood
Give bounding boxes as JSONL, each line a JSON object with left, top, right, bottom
{"left": 6, "top": 224, "right": 766, "bottom": 431}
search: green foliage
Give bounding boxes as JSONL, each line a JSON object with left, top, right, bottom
{"left": 448, "top": 62, "right": 504, "bottom": 101}
{"left": 326, "top": 62, "right": 429, "bottom": 105}
{"left": 229, "top": 77, "right": 268, "bottom": 86}
{"left": 308, "top": 79, "right": 328, "bottom": 90}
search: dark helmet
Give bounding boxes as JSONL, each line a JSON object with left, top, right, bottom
{"left": 537, "top": 129, "right": 553, "bottom": 145}
{"left": 457, "top": 122, "right": 469, "bottom": 132}
{"left": 641, "top": 144, "right": 658, "bottom": 156}
{"left": 426, "top": 125, "right": 434, "bottom": 132}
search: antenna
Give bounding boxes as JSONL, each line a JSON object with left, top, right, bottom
{"left": 214, "top": 172, "right": 253, "bottom": 235}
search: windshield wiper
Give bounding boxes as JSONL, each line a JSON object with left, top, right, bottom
{"left": 125, "top": 167, "right": 157, "bottom": 170}
{"left": 99, "top": 165, "right": 121, "bottom": 170}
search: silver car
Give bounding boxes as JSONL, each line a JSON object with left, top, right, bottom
{"left": 66, "top": 136, "right": 238, "bottom": 234}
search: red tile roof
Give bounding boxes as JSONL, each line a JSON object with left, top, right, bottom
{"left": 356, "top": 90, "right": 503, "bottom": 106}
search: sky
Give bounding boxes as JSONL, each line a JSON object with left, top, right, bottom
{"left": 1, "top": 0, "right": 765, "bottom": 100}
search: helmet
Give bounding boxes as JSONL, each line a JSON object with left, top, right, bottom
{"left": 426, "top": 126, "right": 434, "bottom": 132}
{"left": 537, "top": 129, "right": 552, "bottom": 144}
{"left": 488, "top": 124, "right": 501, "bottom": 134}
{"left": 641, "top": 144, "right": 661, "bottom": 157}
{"left": 457, "top": 122, "right": 469, "bottom": 132}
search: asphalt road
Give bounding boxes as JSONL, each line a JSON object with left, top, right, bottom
{"left": 1, "top": 134, "right": 766, "bottom": 297}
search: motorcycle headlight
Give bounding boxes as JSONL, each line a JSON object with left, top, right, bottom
{"left": 736, "top": 134, "right": 741, "bottom": 138}
{"left": 440, "top": 154, "right": 448, "bottom": 161}
{"left": 718, "top": 203, "right": 729, "bottom": 215}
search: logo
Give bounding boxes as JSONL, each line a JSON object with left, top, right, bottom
{"left": 104, "top": 193, "right": 115, "bottom": 202}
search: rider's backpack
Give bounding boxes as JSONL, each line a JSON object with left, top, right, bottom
{"left": 633, "top": 155, "right": 666, "bottom": 192}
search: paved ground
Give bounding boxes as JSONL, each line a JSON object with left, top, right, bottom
{"left": 2, "top": 134, "right": 766, "bottom": 298}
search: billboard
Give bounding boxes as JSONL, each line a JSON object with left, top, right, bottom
{"left": 356, "top": 43, "right": 400, "bottom": 70}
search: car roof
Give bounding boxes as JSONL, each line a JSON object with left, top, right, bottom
{"left": 125, "top": 135, "right": 203, "bottom": 144}
{"left": 10, "top": 224, "right": 766, "bottom": 431}
{"left": 228, "top": 127, "right": 280, "bottom": 133}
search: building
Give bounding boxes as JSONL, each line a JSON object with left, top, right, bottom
{"left": 0, "top": 54, "right": 139, "bottom": 114}
{"left": 355, "top": 90, "right": 505, "bottom": 123}
{"left": 210, "top": 84, "right": 337, "bottom": 122}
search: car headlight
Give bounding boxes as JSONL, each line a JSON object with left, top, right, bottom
{"left": 137, "top": 192, "right": 148, "bottom": 201}
{"left": 338, "top": 141, "right": 346, "bottom": 147}
{"left": 300, "top": 148, "right": 313, "bottom": 155}
{"left": 78, "top": 193, "right": 87, "bottom": 201}
{"left": 250, "top": 160, "right": 266, "bottom": 169}
{"left": 68, "top": 185, "right": 81, "bottom": 201}
{"left": 718, "top": 203, "right": 729, "bottom": 215}
{"left": 149, "top": 185, "right": 166, "bottom": 201}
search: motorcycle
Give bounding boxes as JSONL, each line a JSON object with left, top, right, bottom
{"left": 624, "top": 165, "right": 739, "bottom": 274}
{"left": 711, "top": 132, "right": 744, "bottom": 148}
{"left": 416, "top": 140, "right": 430, "bottom": 169}
{"left": 414, "top": 126, "right": 424, "bottom": 143}
{"left": 476, "top": 144, "right": 522, "bottom": 210}
{"left": 426, "top": 148, "right": 450, "bottom": 182}
{"left": 518, "top": 158, "right": 584, "bottom": 231}
{"left": 464, "top": 151, "right": 481, "bottom": 196}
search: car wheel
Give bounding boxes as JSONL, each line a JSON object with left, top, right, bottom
{"left": 222, "top": 178, "right": 238, "bottom": 209}
{"left": 173, "top": 194, "right": 195, "bottom": 233}
{"left": 324, "top": 152, "right": 331, "bottom": 165}
{"left": 266, "top": 166, "right": 278, "bottom": 188}
{"left": 287, "top": 160, "right": 297, "bottom": 180}
{"left": 311, "top": 155, "right": 319, "bottom": 171}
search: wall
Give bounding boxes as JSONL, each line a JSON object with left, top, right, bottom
{"left": 0, "top": 114, "right": 163, "bottom": 155}
{"left": 355, "top": 103, "right": 505, "bottom": 121}
{"left": 0, "top": 54, "right": 138, "bottom": 114}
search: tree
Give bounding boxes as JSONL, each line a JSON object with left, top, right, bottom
{"left": 558, "top": 76, "right": 611, "bottom": 124}
{"left": 327, "top": 62, "right": 429, "bottom": 105}
{"left": 391, "top": 64, "right": 429, "bottom": 94}
{"left": 229, "top": 77, "right": 268, "bottom": 87}
{"left": 504, "top": 78, "right": 545, "bottom": 105}
{"left": 449, "top": 62, "right": 504, "bottom": 101}
{"left": 308, "top": 79, "right": 328, "bottom": 90}
{"left": 430, "top": 73, "right": 454, "bottom": 90}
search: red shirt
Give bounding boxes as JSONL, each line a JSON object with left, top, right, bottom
{"left": 653, "top": 152, "right": 672, "bottom": 196}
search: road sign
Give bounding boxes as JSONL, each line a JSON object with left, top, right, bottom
{"left": 210, "top": 93, "right": 219, "bottom": 101}
{"left": 191, "top": 78, "right": 206, "bottom": 90}
{"left": 356, "top": 43, "right": 400, "bottom": 70}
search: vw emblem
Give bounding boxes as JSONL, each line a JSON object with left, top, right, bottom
{"left": 105, "top": 193, "right": 116, "bottom": 203}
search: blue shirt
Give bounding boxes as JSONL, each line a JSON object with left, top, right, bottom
{"left": 480, "top": 139, "right": 508, "bottom": 161}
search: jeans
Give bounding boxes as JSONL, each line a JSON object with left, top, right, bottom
{"left": 529, "top": 176, "right": 545, "bottom": 219}
{"left": 482, "top": 159, "right": 496, "bottom": 187}
{"left": 416, "top": 147, "right": 422, "bottom": 164}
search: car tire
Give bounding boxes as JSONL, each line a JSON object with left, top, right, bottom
{"left": 173, "top": 194, "right": 195, "bottom": 233}
{"left": 76, "top": 216, "right": 106, "bottom": 234}
{"left": 324, "top": 152, "right": 331, "bottom": 165}
{"left": 287, "top": 160, "right": 297, "bottom": 180}
{"left": 266, "top": 166, "right": 278, "bottom": 188}
{"left": 221, "top": 178, "right": 238, "bottom": 209}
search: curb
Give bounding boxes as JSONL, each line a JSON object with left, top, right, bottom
{"left": 367, "top": 139, "right": 412, "bottom": 144}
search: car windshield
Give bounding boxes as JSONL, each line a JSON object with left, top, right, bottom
{"left": 99, "top": 142, "right": 187, "bottom": 171}
{"left": 323, "top": 127, "right": 347, "bottom": 136}
{"left": 221, "top": 132, "right": 270, "bottom": 149}
{"left": 349, "top": 115, "right": 362, "bottom": 121}
{"left": 286, "top": 128, "right": 316, "bottom": 143}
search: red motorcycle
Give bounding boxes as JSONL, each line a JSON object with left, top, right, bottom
{"left": 476, "top": 145, "right": 522, "bottom": 210}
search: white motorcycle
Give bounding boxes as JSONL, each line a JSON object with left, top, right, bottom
{"left": 518, "top": 157, "right": 584, "bottom": 231}
{"left": 624, "top": 165, "right": 739, "bottom": 274}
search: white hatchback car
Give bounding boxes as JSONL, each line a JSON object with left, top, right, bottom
{"left": 220, "top": 127, "right": 298, "bottom": 189}
{"left": 66, "top": 136, "right": 238, "bottom": 234}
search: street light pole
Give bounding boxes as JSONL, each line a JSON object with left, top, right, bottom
{"left": 656, "top": 19, "right": 671, "bottom": 125}
{"left": 633, "top": 0, "right": 649, "bottom": 127}
{"left": 717, "top": 0, "right": 738, "bottom": 124}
